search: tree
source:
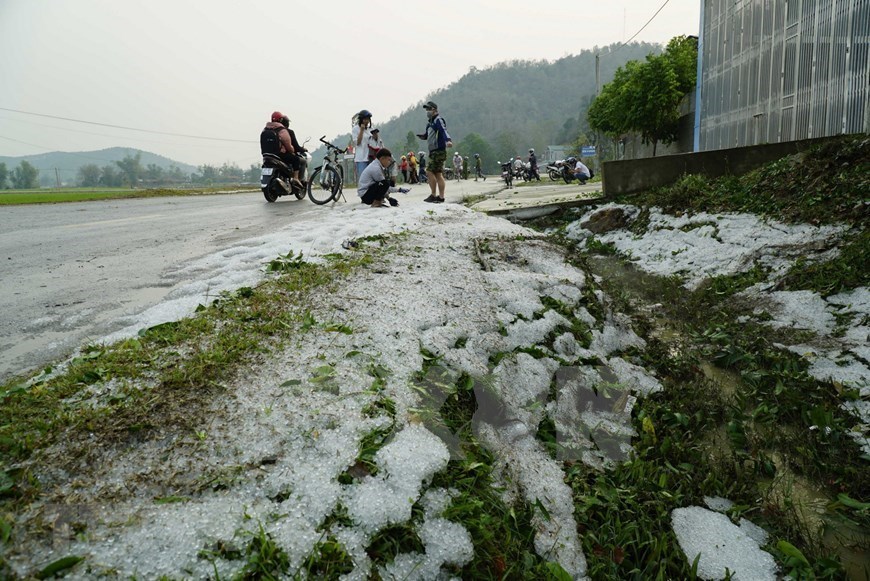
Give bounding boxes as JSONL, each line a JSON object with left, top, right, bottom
{"left": 403, "top": 131, "right": 418, "bottom": 156}
{"left": 115, "top": 153, "right": 142, "bottom": 187}
{"left": 143, "top": 163, "right": 165, "bottom": 185}
{"left": 100, "top": 165, "right": 120, "bottom": 187}
{"left": 588, "top": 36, "right": 697, "bottom": 156}
{"left": 167, "top": 165, "right": 186, "bottom": 183}
{"left": 197, "top": 165, "right": 219, "bottom": 184}
{"left": 0, "top": 162, "right": 8, "bottom": 189}
{"left": 11, "top": 161, "right": 39, "bottom": 189}
{"left": 245, "top": 163, "right": 261, "bottom": 183}
{"left": 78, "top": 164, "right": 101, "bottom": 187}
{"left": 456, "top": 132, "right": 496, "bottom": 173}
{"left": 493, "top": 130, "right": 522, "bottom": 166}
{"left": 219, "top": 163, "right": 243, "bottom": 183}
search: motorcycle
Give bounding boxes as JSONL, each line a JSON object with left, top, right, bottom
{"left": 546, "top": 160, "right": 565, "bottom": 181}
{"left": 499, "top": 161, "right": 513, "bottom": 189}
{"left": 260, "top": 139, "right": 313, "bottom": 203}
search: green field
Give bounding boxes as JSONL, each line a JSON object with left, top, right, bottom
{"left": 0, "top": 186, "right": 256, "bottom": 205}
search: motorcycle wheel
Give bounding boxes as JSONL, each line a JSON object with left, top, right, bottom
{"left": 548, "top": 169, "right": 560, "bottom": 181}
{"left": 263, "top": 180, "right": 280, "bottom": 203}
{"left": 307, "top": 167, "right": 342, "bottom": 205}
{"left": 294, "top": 185, "right": 306, "bottom": 200}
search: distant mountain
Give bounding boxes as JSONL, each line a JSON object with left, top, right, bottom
{"left": 310, "top": 42, "right": 663, "bottom": 171}
{"left": 0, "top": 147, "right": 198, "bottom": 187}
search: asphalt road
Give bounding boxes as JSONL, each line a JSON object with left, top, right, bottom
{"left": 0, "top": 191, "right": 319, "bottom": 382}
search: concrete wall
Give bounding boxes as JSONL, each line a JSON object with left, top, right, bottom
{"left": 601, "top": 135, "right": 843, "bottom": 196}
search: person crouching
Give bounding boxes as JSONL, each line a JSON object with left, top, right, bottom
{"left": 357, "top": 148, "right": 408, "bottom": 208}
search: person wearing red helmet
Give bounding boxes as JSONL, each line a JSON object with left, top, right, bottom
{"left": 260, "top": 111, "right": 302, "bottom": 189}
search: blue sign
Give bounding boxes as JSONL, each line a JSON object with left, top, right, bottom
{"left": 581, "top": 145, "right": 596, "bottom": 157}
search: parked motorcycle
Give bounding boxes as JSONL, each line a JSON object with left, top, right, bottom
{"left": 260, "top": 140, "right": 313, "bottom": 203}
{"left": 499, "top": 161, "right": 513, "bottom": 188}
{"left": 546, "top": 160, "right": 565, "bottom": 181}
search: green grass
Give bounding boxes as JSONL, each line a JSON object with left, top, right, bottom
{"left": 624, "top": 134, "right": 869, "bottom": 226}
{"left": 0, "top": 252, "right": 371, "bottom": 521}
{"left": 0, "top": 186, "right": 256, "bottom": 205}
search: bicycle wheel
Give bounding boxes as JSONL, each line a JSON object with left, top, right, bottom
{"left": 333, "top": 164, "right": 344, "bottom": 201}
{"left": 308, "top": 166, "right": 342, "bottom": 205}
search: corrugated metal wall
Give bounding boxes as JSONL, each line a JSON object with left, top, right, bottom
{"left": 699, "top": 0, "right": 869, "bottom": 151}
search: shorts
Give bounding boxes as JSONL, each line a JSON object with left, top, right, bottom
{"left": 428, "top": 150, "right": 446, "bottom": 173}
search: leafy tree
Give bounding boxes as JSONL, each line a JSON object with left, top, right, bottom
{"left": 168, "top": 165, "right": 186, "bottom": 183}
{"left": 493, "top": 130, "right": 522, "bottom": 167}
{"left": 403, "top": 131, "right": 418, "bottom": 156}
{"left": 78, "top": 164, "right": 101, "bottom": 187}
{"left": 197, "top": 165, "right": 219, "bottom": 184}
{"left": 219, "top": 163, "right": 243, "bottom": 183}
{"left": 588, "top": 36, "right": 697, "bottom": 156}
{"left": 100, "top": 165, "right": 121, "bottom": 187}
{"left": 245, "top": 164, "right": 261, "bottom": 183}
{"left": 143, "top": 163, "right": 165, "bottom": 185}
{"left": 115, "top": 153, "right": 142, "bottom": 187}
{"left": 0, "top": 162, "right": 8, "bottom": 189}
{"left": 11, "top": 161, "right": 39, "bottom": 189}
{"left": 456, "top": 132, "right": 496, "bottom": 173}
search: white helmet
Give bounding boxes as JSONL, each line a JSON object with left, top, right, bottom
{"left": 529, "top": 148, "right": 534, "bottom": 153}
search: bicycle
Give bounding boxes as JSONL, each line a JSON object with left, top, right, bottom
{"left": 307, "top": 136, "right": 345, "bottom": 205}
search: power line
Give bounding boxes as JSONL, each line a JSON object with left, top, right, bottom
{"left": 0, "top": 114, "right": 250, "bottom": 151}
{"left": 607, "top": 0, "right": 673, "bottom": 56}
{"left": 0, "top": 106, "right": 255, "bottom": 144}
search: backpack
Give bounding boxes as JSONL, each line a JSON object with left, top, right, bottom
{"left": 260, "top": 127, "right": 281, "bottom": 155}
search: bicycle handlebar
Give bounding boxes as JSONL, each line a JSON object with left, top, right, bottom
{"left": 319, "top": 136, "right": 347, "bottom": 154}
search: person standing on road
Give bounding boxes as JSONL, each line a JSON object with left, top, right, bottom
{"left": 367, "top": 128, "right": 384, "bottom": 162}
{"left": 417, "top": 151, "right": 427, "bottom": 183}
{"left": 452, "top": 152, "right": 463, "bottom": 182}
{"left": 528, "top": 148, "right": 540, "bottom": 181}
{"left": 417, "top": 101, "right": 452, "bottom": 203}
{"left": 400, "top": 155, "right": 409, "bottom": 183}
{"left": 352, "top": 109, "right": 373, "bottom": 182}
{"left": 408, "top": 151, "right": 419, "bottom": 184}
{"left": 474, "top": 153, "right": 486, "bottom": 181}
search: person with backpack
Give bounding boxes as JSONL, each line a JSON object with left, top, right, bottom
{"left": 416, "top": 101, "right": 452, "bottom": 203}
{"left": 260, "top": 111, "right": 302, "bottom": 189}
{"left": 573, "top": 157, "right": 592, "bottom": 184}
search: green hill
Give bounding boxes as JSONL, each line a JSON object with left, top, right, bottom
{"left": 313, "top": 42, "right": 662, "bottom": 172}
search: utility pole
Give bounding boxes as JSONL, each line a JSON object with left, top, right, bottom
{"left": 595, "top": 53, "right": 601, "bottom": 171}
{"left": 55, "top": 168, "right": 60, "bottom": 188}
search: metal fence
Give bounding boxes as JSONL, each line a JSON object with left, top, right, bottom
{"left": 697, "top": 0, "right": 869, "bottom": 151}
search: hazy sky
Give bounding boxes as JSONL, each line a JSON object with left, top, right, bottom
{"left": 0, "top": 0, "right": 700, "bottom": 168}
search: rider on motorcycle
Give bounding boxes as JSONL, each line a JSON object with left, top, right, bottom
{"left": 280, "top": 115, "right": 307, "bottom": 186}
{"left": 261, "top": 111, "right": 303, "bottom": 189}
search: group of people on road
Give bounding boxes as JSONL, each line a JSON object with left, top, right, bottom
{"left": 344, "top": 101, "right": 452, "bottom": 206}
{"left": 261, "top": 101, "right": 594, "bottom": 209}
